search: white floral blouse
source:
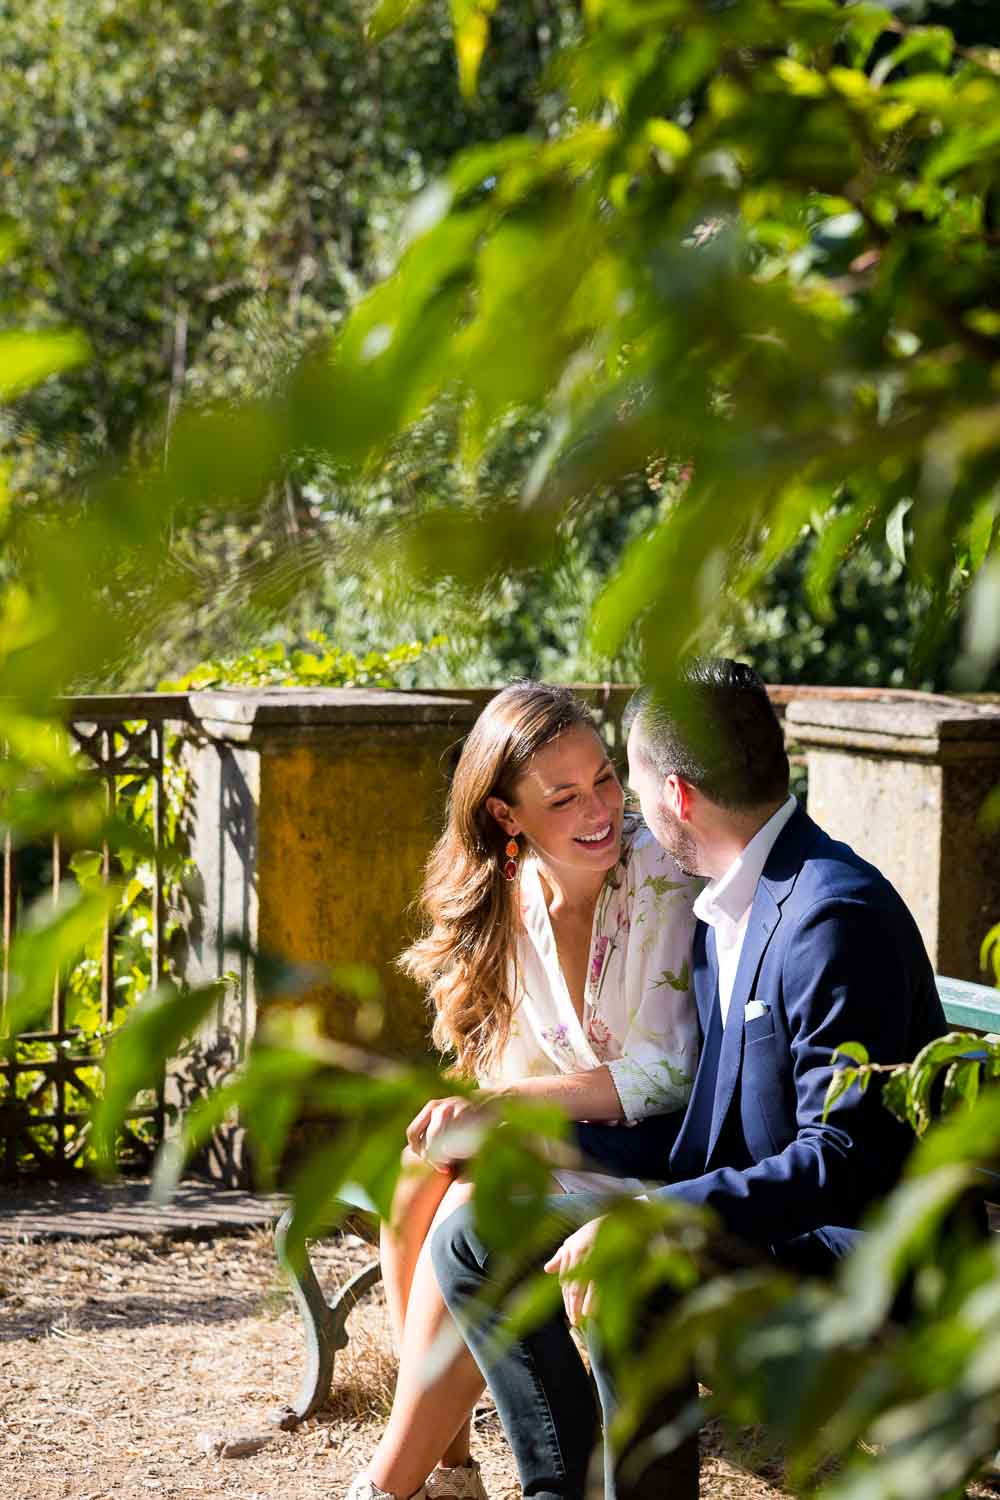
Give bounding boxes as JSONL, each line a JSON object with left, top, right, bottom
{"left": 481, "top": 819, "right": 701, "bottom": 1193}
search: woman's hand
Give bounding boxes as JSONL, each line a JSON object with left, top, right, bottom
{"left": 406, "top": 1096, "right": 486, "bottom": 1173}
{"left": 543, "top": 1215, "right": 604, "bottom": 1327}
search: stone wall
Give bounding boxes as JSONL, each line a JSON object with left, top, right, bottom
{"left": 171, "top": 688, "right": 478, "bottom": 1181}
{"left": 787, "top": 695, "right": 1000, "bottom": 983}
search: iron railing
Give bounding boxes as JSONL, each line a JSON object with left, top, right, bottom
{"left": 0, "top": 695, "right": 191, "bottom": 1179}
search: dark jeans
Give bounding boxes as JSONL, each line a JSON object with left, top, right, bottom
{"left": 434, "top": 1100, "right": 991, "bottom": 1500}
{"left": 431, "top": 1192, "right": 700, "bottom": 1500}
{"left": 432, "top": 1183, "right": 866, "bottom": 1500}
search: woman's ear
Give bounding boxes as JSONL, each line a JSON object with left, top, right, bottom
{"left": 485, "top": 796, "right": 519, "bottom": 836}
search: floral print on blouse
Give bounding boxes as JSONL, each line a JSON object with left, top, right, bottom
{"left": 483, "top": 818, "right": 701, "bottom": 1135}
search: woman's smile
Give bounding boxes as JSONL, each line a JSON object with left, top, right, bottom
{"left": 573, "top": 822, "right": 614, "bottom": 848}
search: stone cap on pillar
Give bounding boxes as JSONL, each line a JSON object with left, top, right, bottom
{"left": 187, "top": 688, "right": 480, "bottom": 746}
{"left": 785, "top": 694, "right": 1000, "bottom": 762}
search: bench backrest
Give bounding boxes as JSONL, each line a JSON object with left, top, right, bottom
{"left": 938, "top": 974, "right": 1000, "bottom": 1034}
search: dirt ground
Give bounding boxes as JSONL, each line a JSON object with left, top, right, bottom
{"left": 0, "top": 1227, "right": 817, "bottom": 1500}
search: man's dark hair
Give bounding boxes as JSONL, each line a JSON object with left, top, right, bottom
{"left": 626, "top": 658, "right": 790, "bottom": 810}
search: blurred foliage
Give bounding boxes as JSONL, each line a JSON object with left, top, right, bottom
{"left": 4, "top": 0, "right": 993, "bottom": 690}
{"left": 0, "top": 0, "right": 573, "bottom": 682}
{"left": 312, "top": 0, "right": 1000, "bottom": 692}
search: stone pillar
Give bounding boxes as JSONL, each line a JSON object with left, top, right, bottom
{"left": 785, "top": 696, "right": 1000, "bottom": 983}
{"left": 170, "top": 689, "right": 477, "bottom": 1180}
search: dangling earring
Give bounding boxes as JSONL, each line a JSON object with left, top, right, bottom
{"left": 502, "top": 838, "right": 519, "bottom": 882}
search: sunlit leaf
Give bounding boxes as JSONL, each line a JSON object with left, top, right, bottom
{"left": 451, "top": 0, "right": 499, "bottom": 99}
{"left": 827, "top": 1165, "right": 975, "bottom": 1336}
{"left": 366, "top": 0, "right": 429, "bottom": 39}
{"left": 91, "top": 981, "right": 226, "bottom": 1172}
{"left": 1, "top": 886, "right": 119, "bottom": 1040}
{"left": 0, "top": 327, "right": 89, "bottom": 400}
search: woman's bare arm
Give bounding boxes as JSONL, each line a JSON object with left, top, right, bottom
{"left": 407, "top": 1065, "right": 624, "bottom": 1166}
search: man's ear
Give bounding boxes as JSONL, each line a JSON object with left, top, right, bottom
{"left": 664, "top": 773, "right": 693, "bottom": 822}
{"left": 485, "top": 796, "right": 519, "bottom": 836}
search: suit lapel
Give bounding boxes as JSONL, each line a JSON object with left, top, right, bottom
{"left": 670, "top": 923, "right": 720, "bottom": 1177}
{"left": 705, "top": 884, "right": 780, "bottom": 1163}
{"left": 672, "top": 804, "right": 823, "bottom": 1179}
{"left": 692, "top": 920, "right": 717, "bottom": 1035}
{"left": 702, "top": 803, "right": 820, "bottom": 1163}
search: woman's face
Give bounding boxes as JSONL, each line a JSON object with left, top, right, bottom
{"left": 488, "top": 723, "right": 626, "bottom": 875}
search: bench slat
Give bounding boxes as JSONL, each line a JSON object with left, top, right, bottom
{"left": 937, "top": 974, "right": 1000, "bottom": 1033}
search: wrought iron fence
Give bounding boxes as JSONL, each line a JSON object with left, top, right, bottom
{"left": 0, "top": 695, "right": 191, "bottom": 1179}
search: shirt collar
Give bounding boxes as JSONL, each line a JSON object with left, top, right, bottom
{"left": 692, "top": 794, "right": 797, "bottom": 930}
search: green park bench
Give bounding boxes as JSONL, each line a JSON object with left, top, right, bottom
{"left": 271, "top": 971, "right": 1000, "bottom": 1430}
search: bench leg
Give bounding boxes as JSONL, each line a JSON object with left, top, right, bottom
{"left": 272, "top": 1208, "right": 383, "bottom": 1429}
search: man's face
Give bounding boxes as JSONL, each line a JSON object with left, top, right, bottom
{"left": 626, "top": 719, "right": 701, "bottom": 876}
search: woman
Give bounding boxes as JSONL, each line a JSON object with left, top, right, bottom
{"left": 347, "top": 682, "right": 699, "bottom": 1500}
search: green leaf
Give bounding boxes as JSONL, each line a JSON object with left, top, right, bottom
{"left": 451, "top": 0, "right": 499, "bottom": 99}
{"left": 471, "top": 1125, "right": 553, "bottom": 1252}
{"left": 68, "top": 850, "right": 103, "bottom": 883}
{"left": 822, "top": 1064, "right": 859, "bottom": 1122}
{"left": 902, "top": 1032, "right": 989, "bottom": 1134}
{"left": 830, "top": 1164, "right": 975, "bottom": 1336}
{"left": 980, "top": 922, "right": 1000, "bottom": 982}
{"left": 0, "top": 328, "right": 89, "bottom": 400}
{"left": 806, "top": 498, "right": 882, "bottom": 620}
{"left": 151, "top": 1044, "right": 321, "bottom": 1202}
{"left": 645, "top": 118, "right": 692, "bottom": 167}
{"left": 91, "top": 981, "right": 226, "bottom": 1172}
{"left": 831, "top": 1040, "right": 870, "bottom": 1066}
{"left": 328, "top": 962, "right": 382, "bottom": 1003}
{"left": 966, "top": 496, "right": 998, "bottom": 572}
{"left": 2, "top": 886, "right": 119, "bottom": 1039}
{"left": 962, "top": 557, "right": 1000, "bottom": 682}
{"left": 941, "top": 1057, "right": 980, "bottom": 1116}
{"left": 828, "top": 67, "right": 876, "bottom": 104}
{"left": 366, "top": 0, "right": 429, "bottom": 39}
{"left": 871, "top": 27, "right": 955, "bottom": 87}
{"left": 775, "top": 59, "right": 828, "bottom": 99}
{"left": 842, "top": 4, "right": 894, "bottom": 69}
{"left": 885, "top": 498, "right": 912, "bottom": 566}
{"left": 882, "top": 1069, "right": 912, "bottom": 1127}
{"left": 910, "top": 1083, "right": 1000, "bottom": 1176}
{"left": 281, "top": 1137, "right": 374, "bottom": 1264}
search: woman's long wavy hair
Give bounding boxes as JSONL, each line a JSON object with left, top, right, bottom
{"left": 400, "top": 681, "right": 600, "bottom": 1077}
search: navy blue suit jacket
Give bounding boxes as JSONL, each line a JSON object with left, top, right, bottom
{"left": 644, "top": 803, "right": 946, "bottom": 1251}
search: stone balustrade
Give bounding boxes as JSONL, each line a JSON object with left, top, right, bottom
{"left": 786, "top": 694, "right": 1000, "bottom": 986}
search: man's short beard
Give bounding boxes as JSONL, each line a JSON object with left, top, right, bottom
{"left": 656, "top": 810, "right": 701, "bottom": 877}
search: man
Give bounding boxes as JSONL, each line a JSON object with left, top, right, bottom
{"left": 431, "top": 659, "right": 947, "bottom": 1500}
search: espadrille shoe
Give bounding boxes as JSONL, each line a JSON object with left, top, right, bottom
{"left": 424, "top": 1459, "right": 488, "bottom": 1500}
{"left": 345, "top": 1475, "right": 426, "bottom": 1500}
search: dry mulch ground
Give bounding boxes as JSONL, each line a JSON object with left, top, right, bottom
{"left": 0, "top": 1227, "right": 831, "bottom": 1500}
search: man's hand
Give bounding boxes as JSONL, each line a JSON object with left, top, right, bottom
{"left": 406, "top": 1096, "right": 486, "bottom": 1172}
{"left": 543, "top": 1215, "right": 605, "bottom": 1327}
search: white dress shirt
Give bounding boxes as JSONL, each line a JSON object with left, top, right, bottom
{"left": 692, "top": 795, "right": 797, "bottom": 1023}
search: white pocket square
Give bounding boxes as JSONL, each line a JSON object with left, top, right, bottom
{"left": 744, "top": 1000, "right": 770, "bottom": 1022}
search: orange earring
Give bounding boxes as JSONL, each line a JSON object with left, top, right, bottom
{"left": 502, "top": 838, "right": 519, "bottom": 881}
